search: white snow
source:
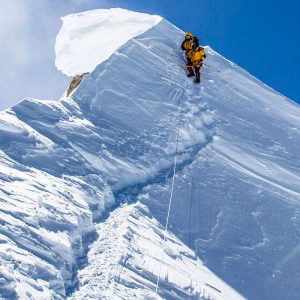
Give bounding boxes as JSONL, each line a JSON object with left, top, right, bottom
{"left": 0, "top": 150, "right": 114, "bottom": 299}
{"left": 70, "top": 203, "right": 244, "bottom": 300}
{"left": 55, "top": 8, "right": 162, "bottom": 76}
{"left": 0, "top": 7, "right": 300, "bottom": 300}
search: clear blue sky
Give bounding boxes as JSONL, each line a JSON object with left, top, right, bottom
{"left": 0, "top": 0, "right": 299, "bottom": 109}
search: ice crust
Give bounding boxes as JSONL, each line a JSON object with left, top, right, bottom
{"left": 1, "top": 7, "right": 300, "bottom": 300}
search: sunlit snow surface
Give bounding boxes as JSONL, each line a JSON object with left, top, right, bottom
{"left": 1, "top": 8, "right": 300, "bottom": 300}
{"left": 55, "top": 8, "right": 162, "bottom": 76}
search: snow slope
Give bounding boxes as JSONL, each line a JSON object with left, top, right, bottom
{"left": 1, "top": 7, "right": 300, "bottom": 300}
{"left": 0, "top": 149, "right": 113, "bottom": 299}
{"left": 70, "top": 203, "right": 241, "bottom": 300}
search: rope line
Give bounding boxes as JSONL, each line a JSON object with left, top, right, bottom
{"left": 188, "top": 167, "right": 196, "bottom": 248}
{"left": 155, "top": 51, "right": 190, "bottom": 295}
{"left": 155, "top": 70, "right": 204, "bottom": 296}
{"left": 155, "top": 116, "right": 181, "bottom": 295}
{"left": 154, "top": 59, "right": 188, "bottom": 292}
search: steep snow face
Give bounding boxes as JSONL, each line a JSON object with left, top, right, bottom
{"left": 1, "top": 8, "right": 300, "bottom": 300}
{"left": 55, "top": 17, "right": 300, "bottom": 299}
{"left": 70, "top": 20, "right": 215, "bottom": 192}
{"left": 55, "top": 8, "right": 162, "bottom": 76}
{"left": 0, "top": 150, "right": 114, "bottom": 299}
{"left": 70, "top": 203, "right": 243, "bottom": 300}
{"left": 0, "top": 15, "right": 234, "bottom": 299}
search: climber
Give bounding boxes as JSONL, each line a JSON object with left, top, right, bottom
{"left": 181, "top": 32, "right": 199, "bottom": 77}
{"left": 190, "top": 43, "right": 206, "bottom": 83}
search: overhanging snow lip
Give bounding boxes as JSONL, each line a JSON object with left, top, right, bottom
{"left": 60, "top": 7, "right": 162, "bottom": 22}
{"left": 55, "top": 8, "right": 163, "bottom": 77}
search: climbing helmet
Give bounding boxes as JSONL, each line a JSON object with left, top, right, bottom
{"left": 185, "top": 32, "right": 193, "bottom": 40}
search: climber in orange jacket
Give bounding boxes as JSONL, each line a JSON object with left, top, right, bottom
{"left": 190, "top": 43, "right": 206, "bottom": 83}
{"left": 181, "top": 32, "right": 199, "bottom": 77}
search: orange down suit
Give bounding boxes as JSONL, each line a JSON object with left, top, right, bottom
{"left": 191, "top": 46, "right": 206, "bottom": 67}
{"left": 181, "top": 37, "right": 199, "bottom": 60}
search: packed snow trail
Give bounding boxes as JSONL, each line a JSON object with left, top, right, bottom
{"left": 1, "top": 7, "right": 300, "bottom": 300}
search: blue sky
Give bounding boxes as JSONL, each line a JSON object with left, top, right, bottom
{"left": 0, "top": 0, "right": 299, "bottom": 109}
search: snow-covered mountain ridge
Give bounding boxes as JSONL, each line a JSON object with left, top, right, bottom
{"left": 55, "top": 8, "right": 162, "bottom": 76}
{"left": 1, "top": 8, "right": 300, "bottom": 300}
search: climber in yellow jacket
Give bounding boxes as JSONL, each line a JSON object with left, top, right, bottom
{"left": 190, "top": 43, "right": 206, "bottom": 83}
{"left": 181, "top": 32, "right": 199, "bottom": 77}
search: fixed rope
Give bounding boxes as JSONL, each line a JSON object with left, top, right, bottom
{"left": 155, "top": 51, "right": 189, "bottom": 295}
{"left": 188, "top": 167, "right": 196, "bottom": 249}
{"left": 155, "top": 74, "right": 204, "bottom": 296}
{"left": 155, "top": 102, "right": 182, "bottom": 295}
{"left": 155, "top": 48, "right": 204, "bottom": 295}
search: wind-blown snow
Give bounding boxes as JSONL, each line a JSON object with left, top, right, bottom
{"left": 55, "top": 8, "right": 162, "bottom": 76}
{"left": 1, "top": 7, "right": 300, "bottom": 300}
{"left": 70, "top": 203, "right": 243, "bottom": 300}
{"left": 0, "top": 150, "right": 114, "bottom": 299}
